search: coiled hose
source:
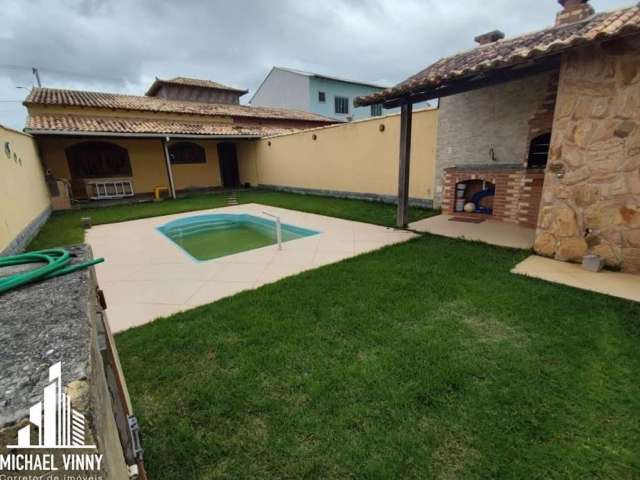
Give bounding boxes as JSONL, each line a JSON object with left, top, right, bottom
{"left": 0, "top": 248, "right": 104, "bottom": 294}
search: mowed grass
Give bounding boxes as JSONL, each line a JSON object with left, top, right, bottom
{"left": 116, "top": 235, "right": 640, "bottom": 479}
{"left": 27, "top": 190, "right": 436, "bottom": 250}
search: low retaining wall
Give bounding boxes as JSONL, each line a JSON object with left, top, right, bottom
{"left": 260, "top": 184, "right": 434, "bottom": 208}
{"left": 0, "top": 206, "right": 50, "bottom": 255}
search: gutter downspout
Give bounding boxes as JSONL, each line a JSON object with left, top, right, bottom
{"left": 161, "top": 137, "right": 177, "bottom": 199}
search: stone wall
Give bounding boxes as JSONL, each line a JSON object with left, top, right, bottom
{"left": 534, "top": 40, "right": 640, "bottom": 274}
{"left": 434, "top": 72, "right": 553, "bottom": 207}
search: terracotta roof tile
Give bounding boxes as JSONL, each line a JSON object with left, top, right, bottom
{"left": 25, "top": 113, "right": 300, "bottom": 137}
{"left": 145, "top": 76, "right": 248, "bottom": 96}
{"left": 355, "top": 4, "right": 640, "bottom": 106}
{"left": 24, "top": 87, "right": 335, "bottom": 123}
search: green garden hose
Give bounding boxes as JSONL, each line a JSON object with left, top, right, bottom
{"left": 0, "top": 248, "right": 104, "bottom": 294}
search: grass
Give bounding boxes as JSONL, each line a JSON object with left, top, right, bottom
{"left": 116, "top": 235, "right": 640, "bottom": 479}
{"left": 27, "top": 190, "right": 436, "bottom": 250}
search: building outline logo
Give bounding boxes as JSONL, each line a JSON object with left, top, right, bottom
{"left": 8, "top": 361, "right": 96, "bottom": 449}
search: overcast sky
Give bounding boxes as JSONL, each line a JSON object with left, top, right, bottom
{"left": 0, "top": 0, "right": 632, "bottom": 129}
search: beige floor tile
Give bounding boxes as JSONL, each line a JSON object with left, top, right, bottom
{"left": 101, "top": 279, "right": 205, "bottom": 305}
{"left": 410, "top": 214, "right": 535, "bottom": 249}
{"left": 269, "top": 250, "right": 316, "bottom": 266}
{"left": 512, "top": 255, "right": 640, "bottom": 302}
{"left": 316, "top": 239, "right": 355, "bottom": 253}
{"left": 313, "top": 251, "right": 355, "bottom": 266}
{"left": 255, "top": 263, "right": 309, "bottom": 286}
{"left": 210, "top": 262, "right": 269, "bottom": 283}
{"left": 185, "top": 281, "right": 255, "bottom": 306}
{"left": 106, "top": 303, "right": 185, "bottom": 333}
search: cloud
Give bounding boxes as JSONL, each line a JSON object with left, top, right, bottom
{"left": 0, "top": 0, "right": 632, "bottom": 129}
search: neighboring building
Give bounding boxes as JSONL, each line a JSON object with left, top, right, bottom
{"left": 250, "top": 67, "right": 392, "bottom": 121}
{"left": 22, "top": 76, "right": 336, "bottom": 201}
{"left": 145, "top": 76, "right": 248, "bottom": 104}
{"left": 356, "top": 0, "right": 640, "bottom": 274}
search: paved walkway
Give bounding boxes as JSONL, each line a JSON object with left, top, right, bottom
{"left": 513, "top": 255, "right": 640, "bottom": 303}
{"left": 88, "top": 203, "right": 416, "bottom": 332}
{"left": 409, "top": 214, "right": 535, "bottom": 249}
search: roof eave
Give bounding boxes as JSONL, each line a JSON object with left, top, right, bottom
{"left": 24, "top": 129, "right": 263, "bottom": 139}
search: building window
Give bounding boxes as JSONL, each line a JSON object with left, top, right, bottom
{"left": 168, "top": 142, "right": 206, "bottom": 164}
{"left": 318, "top": 91, "right": 326, "bottom": 103}
{"left": 527, "top": 133, "right": 552, "bottom": 169}
{"left": 65, "top": 141, "right": 132, "bottom": 178}
{"left": 335, "top": 96, "right": 349, "bottom": 114}
{"left": 371, "top": 104, "right": 382, "bottom": 116}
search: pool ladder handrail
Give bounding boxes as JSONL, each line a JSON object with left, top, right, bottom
{"left": 262, "top": 211, "right": 283, "bottom": 250}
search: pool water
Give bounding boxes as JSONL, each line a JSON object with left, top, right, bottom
{"left": 158, "top": 214, "right": 319, "bottom": 261}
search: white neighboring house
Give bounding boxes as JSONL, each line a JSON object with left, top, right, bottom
{"left": 250, "top": 67, "right": 394, "bottom": 121}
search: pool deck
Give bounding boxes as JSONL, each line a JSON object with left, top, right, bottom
{"left": 87, "top": 203, "right": 417, "bottom": 332}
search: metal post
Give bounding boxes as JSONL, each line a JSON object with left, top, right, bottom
{"left": 276, "top": 217, "right": 282, "bottom": 250}
{"left": 32, "top": 67, "right": 42, "bottom": 87}
{"left": 397, "top": 100, "right": 413, "bottom": 228}
{"left": 263, "top": 211, "right": 283, "bottom": 250}
{"left": 161, "top": 138, "right": 176, "bottom": 199}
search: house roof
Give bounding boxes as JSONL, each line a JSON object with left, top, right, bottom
{"left": 24, "top": 87, "right": 336, "bottom": 123}
{"left": 145, "top": 76, "right": 248, "bottom": 96}
{"left": 355, "top": 4, "right": 640, "bottom": 107}
{"left": 25, "top": 113, "right": 299, "bottom": 138}
{"left": 274, "top": 67, "right": 389, "bottom": 89}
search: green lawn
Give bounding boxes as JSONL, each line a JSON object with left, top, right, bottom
{"left": 116, "top": 235, "right": 640, "bottom": 479}
{"left": 27, "top": 190, "right": 436, "bottom": 250}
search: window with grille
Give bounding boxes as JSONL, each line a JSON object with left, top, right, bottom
{"left": 65, "top": 141, "right": 132, "bottom": 178}
{"left": 527, "top": 133, "right": 552, "bottom": 169}
{"left": 318, "top": 91, "right": 326, "bottom": 103}
{"left": 371, "top": 104, "right": 382, "bottom": 116}
{"left": 335, "top": 96, "right": 349, "bottom": 114}
{"left": 168, "top": 142, "right": 206, "bottom": 164}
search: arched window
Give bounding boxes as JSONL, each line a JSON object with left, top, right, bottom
{"left": 527, "top": 133, "right": 552, "bottom": 169}
{"left": 65, "top": 141, "right": 131, "bottom": 178}
{"left": 168, "top": 142, "right": 206, "bottom": 164}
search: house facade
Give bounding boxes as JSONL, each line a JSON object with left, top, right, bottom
{"left": 356, "top": 0, "right": 640, "bottom": 274}
{"left": 250, "top": 67, "right": 391, "bottom": 121}
{"left": 23, "top": 77, "right": 335, "bottom": 202}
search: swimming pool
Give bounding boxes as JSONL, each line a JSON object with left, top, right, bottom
{"left": 158, "top": 213, "right": 320, "bottom": 261}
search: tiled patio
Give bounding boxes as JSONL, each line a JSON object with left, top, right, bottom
{"left": 513, "top": 255, "right": 640, "bottom": 303}
{"left": 409, "top": 214, "right": 535, "bottom": 249}
{"left": 87, "top": 203, "right": 416, "bottom": 332}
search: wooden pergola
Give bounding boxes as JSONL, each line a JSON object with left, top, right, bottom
{"left": 360, "top": 56, "right": 561, "bottom": 228}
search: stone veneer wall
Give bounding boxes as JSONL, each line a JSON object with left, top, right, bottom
{"left": 534, "top": 40, "right": 640, "bottom": 274}
{"left": 434, "top": 72, "right": 553, "bottom": 207}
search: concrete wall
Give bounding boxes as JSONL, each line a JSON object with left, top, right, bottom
{"left": 0, "top": 125, "right": 50, "bottom": 254}
{"left": 38, "top": 137, "right": 225, "bottom": 194}
{"left": 250, "top": 108, "right": 438, "bottom": 204}
{"left": 434, "top": 72, "right": 553, "bottom": 206}
{"left": 250, "top": 68, "right": 310, "bottom": 111}
{"left": 534, "top": 43, "right": 640, "bottom": 274}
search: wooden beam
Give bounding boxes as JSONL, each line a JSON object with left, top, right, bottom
{"left": 381, "top": 56, "right": 561, "bottom": 109}
{"left": 161, "top": 138, "right": 177, "bottom": 199}
{"left": 396, "top": 101, "right": 413, "bottom": 228}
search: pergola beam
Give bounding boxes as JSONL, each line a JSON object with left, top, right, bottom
{"left": 396, "top": 101, "right": 413, "bottom": 228}
{"left": 381, "top": 56, "right": 561, "bottom": 109}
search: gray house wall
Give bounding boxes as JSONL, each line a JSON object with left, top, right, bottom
{"left": 433, "top": 72, "right": 552, "bottom": 207}
{"left": 250, "top": 68, "right": 310, "bottom": 111}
